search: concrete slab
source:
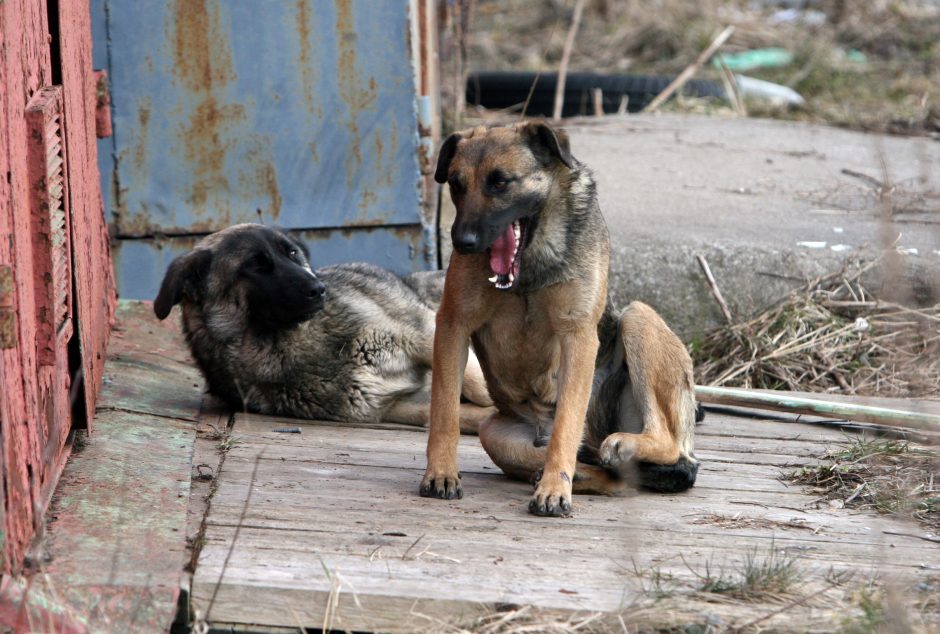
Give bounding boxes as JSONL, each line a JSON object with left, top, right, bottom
{"left": 440, "top": 114, "right": 940, "bottom": 337}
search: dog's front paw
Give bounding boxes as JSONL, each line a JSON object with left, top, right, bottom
{"left": 528, "top": 471, "right": 572, "bottom": 517}
{"left": 599, "top": 433, "right": 638, "bottom": 469}
{"left": 419, "top": 467, "right": 463, "bottom": 500}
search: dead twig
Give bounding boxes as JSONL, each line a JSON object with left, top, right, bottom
{"left": 643, "top": 25, "right": 735, "bottom": 113}
{"left": 841, "top": 168, "right": 885, "bottom": 191}
{"left": 881, "top": 529, "right": 940, "bottom": 544}
{"left": 716, "top": 55, "right": 746, "bottom": 116}
{"left": 696, "top": 254, "right": 735, "bottom": 326}
{"left": 552, "top": 0, "right": 588, "bottom": 121}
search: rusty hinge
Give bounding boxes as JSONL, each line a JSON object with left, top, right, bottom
{"left": 0, "top": 265, "right": 16, "bottom": 349}
{"left": 94, "top": 70, "right": 112, "bottom": 139}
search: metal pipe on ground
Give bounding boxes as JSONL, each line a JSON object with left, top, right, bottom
{"left": 695, "top": 385, "right": 940, "bottom": 438}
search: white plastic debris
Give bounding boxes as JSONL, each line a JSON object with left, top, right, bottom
{"left": 797, "top": 241, "right": 826, "bottom": 249}
{"left": 830, "top": 244, "right": 851, "bottom": 252}
{"left": 897, "top": 246, "right": 919, "bottom": 256}
{"left": 735, "top": 74, "right": 806, "bottom": 108}
{"left": 854, "top": 317, "right": 870, "bottom": 332}
{"left": 832, "top": 227, "right": 844, "bottom": 233}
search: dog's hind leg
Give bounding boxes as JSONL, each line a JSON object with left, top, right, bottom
{"left": 384, "top": 392, "right": 494, "bottom": 434}
{"left": 598, "top": 302, "right": 699, "bottom": 492}
{"left": 479, "top": 415, "right": 626, "bottom": 495}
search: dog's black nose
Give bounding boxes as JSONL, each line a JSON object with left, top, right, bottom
{"left": 452, "top": 231, "right": 481, "bottom": 254}
{"left": 307, "top": 280, "right": 326, "bottom": 299}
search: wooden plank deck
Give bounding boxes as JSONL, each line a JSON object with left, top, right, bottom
{"left": 192, "top": 410, "right": 940, "bottom": 632}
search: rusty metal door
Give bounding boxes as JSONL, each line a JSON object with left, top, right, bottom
{"left": 0, "top": 0, "right": 116, "bottom": 573}
{"left": 92, "top": 0, "right": 440, "bottom": 299}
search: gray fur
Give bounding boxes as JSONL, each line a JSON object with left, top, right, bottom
{"left": 156, "top": 224, "right": 447, "bottom": 422}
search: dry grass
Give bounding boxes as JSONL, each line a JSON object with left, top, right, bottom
{"left": 467, "top": 0, "right": 940, "bottom": 134}
{"left": 789, "top": 436, "right": 940, "bottom": 532}
{"left": 690, "top": 255, "right": 940, "bottom": 397}
{"left": 682, "top": 542, "right": 805, "bottom": 602}
{"left": 690, "top": 512, "right": 816, "bottom": 532}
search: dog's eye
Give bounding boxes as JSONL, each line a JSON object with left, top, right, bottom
{"left": 487, "top": 172, "right": 510, "bottom": 193}
{"left": 288, "top": 249, "right": 298, "bottom": 258}
{"left": 447, "top": 174, "right": 465, "bottom": 193}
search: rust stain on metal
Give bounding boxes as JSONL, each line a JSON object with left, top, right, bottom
{"left": 237, "top": 138, "right": 283, "bottom": 221}
{"left": 357, "top": 188, "right": 377, "bottom": 213}
{"left": 238, "top": 158, "right": 282, "bottom": 220}
{"left": 133, "top": 98, "right": 151, "bottom": 172}
{"left": 374, "top": 133, "right": 383, "bottom": 169}
{"left": 335, "top": 0, "right": 377, "bottom": 185}
{"left": 172, "top": 0, "right": 235, "bottom": 90}
{"left": 262, "top": 162, "right": 282, "bottom": 219}
{"left": 295, "top": 0, "right": 319, "bottom": 116}
{"left": 384, "top": 120, "right": 398, "bottom": 188}
{"left": 172, "top": 0, "right": 243, "bottom": 218}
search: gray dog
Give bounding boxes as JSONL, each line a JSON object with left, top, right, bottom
{"left": 154, "top": 223, "right": 492, "bottom": 428}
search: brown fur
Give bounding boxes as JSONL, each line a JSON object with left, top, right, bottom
{"left": 420, "top": 122, "right": 699, "bottom": 516}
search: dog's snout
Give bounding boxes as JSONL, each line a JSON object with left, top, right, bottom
{"left": 307, "top": 279, "right": 326, "bottom": 299}
{"left": 452, "top": 230, "right": 482, "bottom": 254}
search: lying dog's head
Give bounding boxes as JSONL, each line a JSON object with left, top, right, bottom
{"left": 153, "top": 224, "right": 325, "bottom": 333}
{"left": 435, "top": 121, "right": 573, "bottom": 291}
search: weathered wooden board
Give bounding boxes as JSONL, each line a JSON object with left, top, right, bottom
{"left": 193, "top": 411, "right": 940, "bottom": 632}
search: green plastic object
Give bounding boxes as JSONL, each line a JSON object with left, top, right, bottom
{"left": 845, "top": 49, "right": 868, "bottom": 64}
{"left": 713, "top": 47, "right": 794, "bottom": 72}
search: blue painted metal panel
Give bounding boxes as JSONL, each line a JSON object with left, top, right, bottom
{"left": 94, "top": 0, "right": 423, "bottom": 237}
{"left": 112, "top": 226, "right": 425, "bottom": 301}
{"left": 91, "top": 0, "right": 434, "bottom": 298}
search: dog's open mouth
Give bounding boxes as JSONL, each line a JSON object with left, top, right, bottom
{"left": 487, "top": 219, "right": 526, "bottom": 290}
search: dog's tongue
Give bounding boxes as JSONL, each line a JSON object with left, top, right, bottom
{"left": 489, "top": 224, "right": 515, "bottom": 275}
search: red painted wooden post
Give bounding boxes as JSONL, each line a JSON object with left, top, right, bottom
{"left": 59, "top": 0, "right": 117, "bottom": 431}
{"left": 0, "top": 0, "right": 53, "bottom": 573}
{"left": 0, "top": 0, "right": 116, "bottom": 573}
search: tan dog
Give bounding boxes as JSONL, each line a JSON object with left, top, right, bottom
{"left": 420, "top": 122, "right": 699, "bottom": 516}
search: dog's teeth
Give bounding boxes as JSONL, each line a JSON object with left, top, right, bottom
{"left": 513, "top": 223, "right": 520, "bottom": 239}
{"left": 488, "top": 275, "right": 498, "bottom": 283}
{"left": 508, "top": 273, "right": 514, "bottom": 283}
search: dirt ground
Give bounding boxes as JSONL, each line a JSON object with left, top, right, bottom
{"left": 462, "top": 0, "right": 940, "bottom": 135}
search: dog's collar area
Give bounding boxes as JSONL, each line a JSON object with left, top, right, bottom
{"left": 487, "top": 219, "right": 526, "bottom": 290}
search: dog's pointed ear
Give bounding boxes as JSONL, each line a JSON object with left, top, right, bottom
{"left": 434, "top": 132, "right": 463, "bottom": 184}
{"left": 153, "top": 248, "right": 213, "bottom": 320}
{"left": 520, "top": 121, "right": 573, "bottom": 169}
